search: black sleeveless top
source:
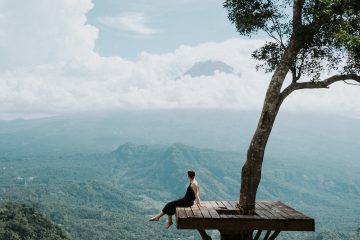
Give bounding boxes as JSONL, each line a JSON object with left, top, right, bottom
{"left": 183, "top": 183, "right": 196, "bottom": 202}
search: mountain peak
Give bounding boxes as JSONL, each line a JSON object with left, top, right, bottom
{"left": 184, "top": 60, "right": 236, "bottom": 77}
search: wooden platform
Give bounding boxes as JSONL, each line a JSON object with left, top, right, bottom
{"left": 176, "top": 200, "right": 315, "bottom": 232}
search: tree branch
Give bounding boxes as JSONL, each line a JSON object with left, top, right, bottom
{"left": 270, "top": 16, "right": 286, "bottom": 49}
{"left": 295, "top": 49, "right": 308, "bottom": 81}
{"left": 343, "top": 80, "right": 360, "bottom": 86}
{"left": 293, "top": 0, "right": 305, "bottom": 31}
{"left": 263, "top": 27, "right": 283, "bottom": 46}
{"left": 265, "top": 0, "right": 306, "bottom": 96}
{"left": 279, "top": 74, "right": 360, "bottom": 103}
{"left": 290, "top": 66, "right": 297, "bottom": 83}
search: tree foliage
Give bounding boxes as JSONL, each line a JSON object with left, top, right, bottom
{"left": 224, "top": 0, "right": 360, "bottom": 216}
{"left": 0, "top": 202, "right": 71, "bottom": 240}
{"left": 224, "top": 0, "right": 360, "bottom": 81}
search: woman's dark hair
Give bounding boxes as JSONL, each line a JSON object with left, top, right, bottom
{"left": 187, "top": 170, "right": 195, "bottom": 179}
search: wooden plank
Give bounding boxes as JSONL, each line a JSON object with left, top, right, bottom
{"left": 215, "top": 201, "right": 230, "bottom": 218}
{"left": 221, "top": 201, "right": 238, "bottom": 219}
{"left": 201, "top": 201, "right": 210, "bottom": 209}
{"left": 176, "top": 201, "right": 315, "bottom": 232}
{"left": 265, "top": 202, "right": 288, "bottom": 219}
{"left": 257, "top": 201, "right": 281, "bottom": 219}
{"left": 176, "top": 208, "right": 187, "bottom": 219}
{"left": 273, "top": 200, "right": 311, "bottom": 222}
{"left": 255, "top": 202, "right": 272, "bottom": 219}
{"left": 202, "top": 201, "right": 213, "bottom": 209}
{"left": 210, "top": 201, "right": 227, "bottom": 218}
{"left": 226, "top": 201, "right": 244, "bottom": 219}
{"left": 203, "top": 201, "right": 220, "bottom": 219}
{"left": 228, "top": 201, "right": 239, "bottom": 209}
{"left": 191, "top": 205, "right": 203, "bottom": 218}
{"left": 176, "top": 208, "right": 186, "bottom": 229}
{"left": 263, "top": 201, "right": 294, "bottom": 220}
{"left": 270, "top": 201, "right": 298, "bottom": 219}
{"left": 260, "top": 201, "right": 286, "bottom": 220}
{"left": 185, "top": 207, "right": 195, "bottom": 218}
{"left": 209, "top": 201, "right": 221, "bottom": 211}
{"left": 223, "top": 201, "right": 234, "bottom": 209}
{"left": 216, "top": 201, "right": 228, "bottom": 209}
{"left": 276, "top": 201, "right": 311, "bottom": 219}
{"left": 207, "top": 201, "right": 217, "bottom": 208}
{"left": 227, "top": 200, "right": 262, "bottom": 220}
{"left": 198, "top": 204, "right": 212, "bottom": 218}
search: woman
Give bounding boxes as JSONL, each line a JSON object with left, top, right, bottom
{"left": 149, "top": 170, "right": 202, "bottom": 228}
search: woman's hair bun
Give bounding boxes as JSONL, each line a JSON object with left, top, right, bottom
{"left": 187, "top": 170, "right": 195, "bottom": 179}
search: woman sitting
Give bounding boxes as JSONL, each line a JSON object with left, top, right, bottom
{"left": 149, "top": 170, "right": 202, "bottom": 228}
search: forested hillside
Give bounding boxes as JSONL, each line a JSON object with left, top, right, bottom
{"left": 0, "top": 111, "right": 359, "bottom": 239}
{"left": 1, "top": 143, "right": 359, "bottom": 239}
{"left": 0, "top": 202, "right": 71, "bottom": 240}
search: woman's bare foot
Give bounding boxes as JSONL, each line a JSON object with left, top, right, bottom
{"left": 149, "top": 216, "right": 160, "bottom": 221}
{"left": 165, "top": 221, "right": 173, "bottom": 229}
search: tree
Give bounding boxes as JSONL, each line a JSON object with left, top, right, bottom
{"left": 224, "top": 0, "right": 360, "bottom": 214}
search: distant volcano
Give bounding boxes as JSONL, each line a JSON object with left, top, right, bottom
{"left": 184, "top": 60, "right": 237, "bottom": 77}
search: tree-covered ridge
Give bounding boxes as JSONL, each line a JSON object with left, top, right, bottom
{"left": 0, "top": 202, "right": 71, "bottom": 240}
{"left": 0, "top": 141, "right": 359, "bottom": 239}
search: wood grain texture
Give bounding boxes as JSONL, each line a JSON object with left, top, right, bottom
{"left": 176, "top": 200, "right": 315, "bottom": 232}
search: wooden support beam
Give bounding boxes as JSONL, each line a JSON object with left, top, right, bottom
{"left": 268, "top": 231, "right": 280, "bottom": 240}
{"left": 254, "top": 230, "right": 262, "bottom": 240}
{"left": 197, "top": 230, "right": 212, "bottom": 240}
{"left": 263, "top": 230, "right": 271, "bottom": 240}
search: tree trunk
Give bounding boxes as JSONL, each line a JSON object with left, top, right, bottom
{"left": 238, "top": 99, "right": 281, "bottom": 214}
{"left": 238, "top": 39, "right": 300, "bottom": 214}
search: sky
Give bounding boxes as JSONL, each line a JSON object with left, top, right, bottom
{"left": 0, "top": 0, "right": 359, "bottom": 120}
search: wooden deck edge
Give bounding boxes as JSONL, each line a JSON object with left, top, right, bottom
{"left": 175, "top": 200, "right": 315, "bottom": 232}
{"left": 177, "top": 218, "right": 315, "bottom": 231}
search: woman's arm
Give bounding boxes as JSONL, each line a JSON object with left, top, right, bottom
{"left": 191, "top": 183, "right": 202, "bottom": 207}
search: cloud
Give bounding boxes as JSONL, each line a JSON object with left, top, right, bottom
{"left": 97, "top": 13, "right": 159, "bottom": 36}
{"left": 0, "top": 0, "right": 359, "bottom": 120}
{"left": 0, "top": 0, "right": 98, "bottom": 70}
{"left": 0, "top": 37, "right": 269, "bottom": 118}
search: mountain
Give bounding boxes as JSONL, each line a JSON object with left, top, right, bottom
{"left": 109, "top": 143, "right": 360, "bottom": 238}
{"left": 109, "top": 143, "right": 241, "bottom": 198}
{"left": 0, "top": 143, "right": 359, "bottom": 239}
{"left": 0, "top": 110, "right": 358, "bottom": 164}
{"left": 0, "top": 148, "right": 198, "bottom": 240}
{"left": 0, "top": 110, "right": 359, "bottom": 239}
{"left": 0, "top": 202, "right": 71, "bottom": 240}
{"left": 184, "top": 60, "right": 237, "bottom": 77}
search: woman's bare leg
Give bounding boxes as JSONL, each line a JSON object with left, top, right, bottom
{"left": 149, "top": 211, "right": 164, "bottom": 221}
{"left": 165, "top": 215, "right": 173, "bottom": 229}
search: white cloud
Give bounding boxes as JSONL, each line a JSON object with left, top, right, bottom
{"left": 0, "top": 0, "right": 359, "bottom": 120}
{"left": 97, "top": 12, "right": 159, "bottom": 36}
{"left": 0, "top": 0, "right": 98, "bottom": 69}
